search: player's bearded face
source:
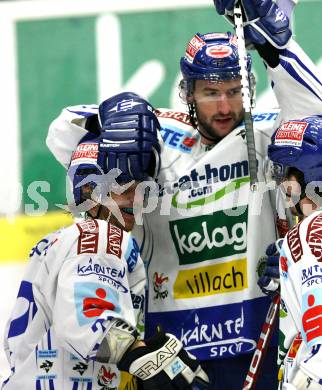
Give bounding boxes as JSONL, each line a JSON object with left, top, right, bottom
{"left": 193, "top": 79, "right": 244, "bottom": 142}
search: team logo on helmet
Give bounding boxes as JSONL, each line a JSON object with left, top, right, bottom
{"left": 185, "top": 34, "right": 206, "bottom": 63}
{"left": 70, "top": 143, "right": 98, "bottom": 166}
{"left": 206, "top": 45, "right": 233, "bottom": 59}
{"left": 203, "top": 32, "right": 229, "bottom": 40}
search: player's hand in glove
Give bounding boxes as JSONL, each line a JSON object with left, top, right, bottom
{"left": 214, "top": 0, "right": 292, "bottom": 49}
{"left": 257, "top": 239, "right": 283, "bottom": 297}
{"left": 117, "top": 327, "right": 210, "bottom": 389}
{"left": 97, "top": 92, "right": 161, "bottom": 182}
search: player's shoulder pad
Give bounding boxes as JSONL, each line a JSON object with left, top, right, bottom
{"left": 155, "top": 108, "right": 197, "bottom": 154}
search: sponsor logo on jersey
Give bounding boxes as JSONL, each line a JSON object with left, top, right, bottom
{"left": 97, "top": 365, "right": 117, "bottom": 389}
{"left": 169, "top": 208, "right": 247, "bottom": 265}
{"left": 275, "top": 121, "right": 308, "bottom": 146}
{"left": 302, "top": 290, "right": 322, "bottom": 345}
{"left": 153, "top": 272, "right": 169, "bottom": 300}
{"left": 30, "top": 237, "right": 49, "bottom": 257}
{"left": 173, "top": 258, "right": 247, "bottom": 299}
{"left": 287, "top": 333, "right": 302, "bottom": 359}
{"left": 301, "top": 264, "right": 322, "bottom": 287}
{"left": 39, "top": 360, "right": 53, "bottom": 373}
{"left": 107, "top": 223, "right": 123, "bottom": 258}
{"left": 280, "top": 256, "right": 288, "bottom": 274}
{"left": 160, "top": 160, "right": 250, "bottom": 208}
{"left": 159, "top": 125, "right": 196, "bottom": 153}
{"left": 37, "top": 350, "right": 57, "bottom": 380}
{"left": 131, "top": 292, "right": 145, "bottom": 311}
{"left": 185, "top": 34, "right": 206, "bottom": 63}
{"left": 156, "top": 110, "right": 191, "bottom": 125}
{"left": 77, "top": 219, "right": 99, "bottom": 254}
{"left": 252, "top": 112, "right": 278, "bottom": 122}
{"left": 287, "top": 222, "right": 303, "bottom": 263}
{"left": 180, "top": 308, "right": 256, "bottom": 358}
{"left": 307, "top": 213, "right": 322, "bottom": 261}
{"left": 74, "top": 282, "right": 121, "bottom": 326}
{"left": 77, "top": 258, "right": 127, "bottom": 292}
{"left": 125, "top": 238, "right": 139, "bottom": 272}
{"left": 72, "top": 361, "right": 88, "bottom": 376}
{"left": 83, "top": 287, "right": 115, "bottom": 317}
{"left": 30, "top": 237, "right": 59, "bottom": 257}
{"left": 206, "top": 44, "right": 233, "bottom": 58}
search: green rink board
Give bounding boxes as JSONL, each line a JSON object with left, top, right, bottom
{"left": 16, "top": 3, "right": 322, "bottom": 211}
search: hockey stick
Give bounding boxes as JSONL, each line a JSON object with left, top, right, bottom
{"left": 233, "top": 1, "right": 258, "bottom": 191}
{"left": 235, "top": 0, "right": 299, "bottom": 385}
{"left": 243, "top": 294, "right": 280, "bottom": 389}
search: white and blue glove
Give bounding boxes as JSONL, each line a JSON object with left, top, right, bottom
{"left": 214, "top": 0, "right": 292, "bottom": 49}
{"left": 117, "top": 328, "right": 210, "bottom": 389}
{"left": 257, "top": 239, "right": 283, "bottom": 297}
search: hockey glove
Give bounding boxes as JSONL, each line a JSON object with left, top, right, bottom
{"left": 257, "top": 239, "right": 283, "bottom": 297}
{"left": 214, "top": 0, "right": 292, "bottom": 49}
{"left": 117, "top": 328, "right": 210, "bottom": 389}
{"left": 98, "top": 92, "right": 161, "bottom": 183}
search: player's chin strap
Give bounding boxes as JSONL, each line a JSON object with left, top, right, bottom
{"left": 234, "top": 0, "right": 258, "bottom": 191}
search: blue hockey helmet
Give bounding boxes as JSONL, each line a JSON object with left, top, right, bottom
{"left": 179, "top": 32, "right": 255, "bottom": 130}
{"left": 67, "top": 135, "right": 105, "bottom": 206}
{"left": 267, "top": 116, "right": 322, "bottom": 185}
{"left": 180, "top": 32, "right": 252, "bottom": 84}
{"left": 98, "top": 92, "right": 161, "bottom": 182}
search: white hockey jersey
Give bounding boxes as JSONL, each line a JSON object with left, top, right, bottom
{"left": 46, "top": 39, "right": 322, "bottom": 362}
{"left": 279, "top": 210, "right": 322, "bottom": 387}
{"left": 2, "top": 219, "right": 145, "bottom": 390}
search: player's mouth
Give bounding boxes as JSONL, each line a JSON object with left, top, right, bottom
{"left": 121, "top": 207, "right": 134, "bottom": 215}
{"left": 213, "top": 116, "right": 232, "bottom": 125}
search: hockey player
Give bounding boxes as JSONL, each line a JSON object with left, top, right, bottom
{"left": 2, "top": 99, "right": 209, "bottom": 389}
{"left": 266, "top": 115, "right": 322, "bottom": 389}
{"left": 45, "top": 0, "right": 322, "bottom": 387}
